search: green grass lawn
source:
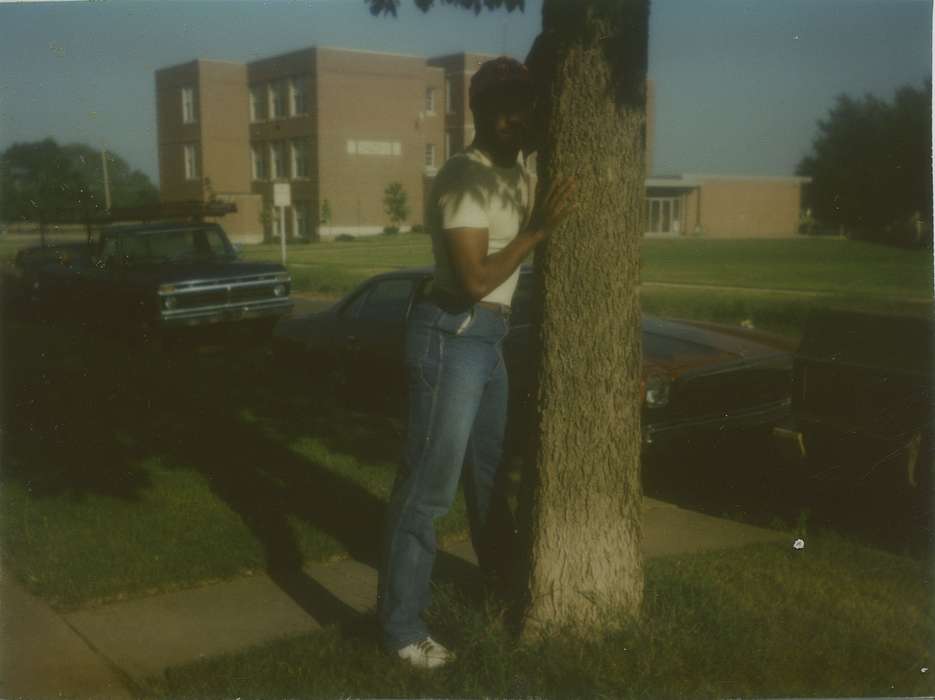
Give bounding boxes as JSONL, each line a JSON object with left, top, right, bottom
{"left": 239, "top": 234, "right": 933, "bottom": 299}
{"left": 641, "top": 237, "right": 933, "bottom": 298}
{"left": 1, "top": 233, "right": 931, "bottom": 609}
{"left": 1, "top": 235, "right": 931, "bottom": 696}
{"left": 251, "top": 234, "right": 932, "bottom": 340}
{"left": 0, "top": 322, "right": 468, "bottom": 610}
{"left": 254, "top": 235, "right": 932, "bottom": 340}
{"left": 143, "top": 534, "right": 932, "bottom": 699}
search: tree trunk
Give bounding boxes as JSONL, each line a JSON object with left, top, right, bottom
{"left": 516, "top": 0, "right": 649, "bottom": 638}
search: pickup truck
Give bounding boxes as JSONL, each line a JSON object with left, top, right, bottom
{"left": 9, "top": 221, "right": 293, "bottom": 344}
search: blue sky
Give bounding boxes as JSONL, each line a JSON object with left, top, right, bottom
{"left": 0, "top": 0, "right": 931, "bottom": 182}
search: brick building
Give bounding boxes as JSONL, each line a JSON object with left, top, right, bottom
{"left": 156, "top": 46, "right": 806, "bottom": 243}
{"left": 645, "top": 173, "right": 810, "bottom": 238}
{"left": 156, "top": 47, "right": 497, "bottom": 242}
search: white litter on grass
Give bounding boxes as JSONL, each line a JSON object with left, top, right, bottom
{"left": 793, "top": 539, "right": 806, "bottom": 550}
{"left": 922, "top": 667, "right": 929, "bottom": 673}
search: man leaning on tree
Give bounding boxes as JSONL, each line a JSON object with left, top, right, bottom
{"left": 376, "top": 56, "right": 575, "bottom": 669}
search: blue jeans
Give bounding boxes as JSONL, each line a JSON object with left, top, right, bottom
{"left": 378, "top": 300, "right": 512, "bottom": 651}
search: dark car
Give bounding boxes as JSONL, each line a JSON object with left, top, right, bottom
{"left": 794, "top": 310, "right": 932, "bottom": 494}
{"left": 273, "top": 267, "right": 795, "bottom": 451}
{"left": 8, "top": 222, "right": 292, "bottom": 342}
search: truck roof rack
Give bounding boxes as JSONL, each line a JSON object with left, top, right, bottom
{"left": 30, "top": 201, "right": 237, "bottom": 226}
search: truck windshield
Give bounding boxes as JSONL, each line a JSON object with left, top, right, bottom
{"left": 119, "top": 228, "right": 235, "bottom": 262}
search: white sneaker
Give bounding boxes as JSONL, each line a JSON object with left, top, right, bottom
{"left": 397, "top": 636, "right": 454, "bottom": 669}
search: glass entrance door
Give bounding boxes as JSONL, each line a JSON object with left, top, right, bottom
{"left": 646, "top": 197, "right": 682, "bottom": 236}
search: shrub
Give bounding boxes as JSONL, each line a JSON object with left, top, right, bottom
{"left": 382, "top": 226, "right": 400, "bottom": 236}
{"left": 383, "top": 182, "right": 410, "bottom": 229}
{"left": 335, "top": 234, "right": 355, "bottom": 243}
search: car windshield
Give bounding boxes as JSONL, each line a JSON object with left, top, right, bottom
{"left": 117, "top": 228, "right": 235, "bottom": 263}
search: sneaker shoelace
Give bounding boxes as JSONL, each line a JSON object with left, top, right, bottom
{"left": 417, "top": 639, "right": 438, "bottom": 656}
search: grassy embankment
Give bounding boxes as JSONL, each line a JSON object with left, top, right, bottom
{"left": 145, "top": 534, "right": 932, "bottom": 699}
{"left": 245, "top": 234, "right": 933, "bottom": 339}
{"left": 1, "top": 233, "right": 930, "bottom": 608}
{"left": 0, "top": 233, "right": 930, "bottom": 695}
{"left": 3, "top": 232, "right": 931, "bottom": 336}
{"left": 1, "top": 327, "right": 462, "bottom": 610}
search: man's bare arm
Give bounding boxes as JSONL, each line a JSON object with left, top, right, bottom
{"left": 443, "top": 177, "right": 576, "bottom": 302}
{"left": 443, "top": 227, "right": 543, "bottom": 302}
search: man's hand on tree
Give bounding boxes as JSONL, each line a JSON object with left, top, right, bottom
{"left": 527, "top": 176, "right": 576, "bottom": 242}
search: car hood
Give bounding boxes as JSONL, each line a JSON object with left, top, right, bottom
{"left": 274, "top": 308, "right": 338, "bottom": 342}
{"left": 126, "top": 259, "right": 288, "bottom": 284}
{"left": 642, "top": 317, "right": 790, "bottom": 374}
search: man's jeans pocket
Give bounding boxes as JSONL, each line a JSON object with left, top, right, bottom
{"left": 436, "top": 308, "right": 475, "bottom": 336}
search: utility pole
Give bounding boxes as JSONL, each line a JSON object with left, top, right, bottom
{"left": 101, "top": 148, "right": 112, "bottom": 212}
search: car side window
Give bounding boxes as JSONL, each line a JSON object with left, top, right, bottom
{"left": 343, "top": 288, "right": 371, "bottom": 319}
{"left": 355, "top": 279, "right": 415, "bottom": 322}
{"left": 204, "top": 229, "right": 230, "bottom": 256}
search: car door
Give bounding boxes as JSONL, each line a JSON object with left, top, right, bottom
{"left": 336, "top": 275, "right": 422, "bottom": 402}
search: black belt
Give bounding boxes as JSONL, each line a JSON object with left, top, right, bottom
{"left": 427, "top": 288, "right": 511, "bottom": 319}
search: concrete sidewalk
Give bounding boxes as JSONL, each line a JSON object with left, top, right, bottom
{"left": 1, "top": 499, "right": 788, "bottom": 699}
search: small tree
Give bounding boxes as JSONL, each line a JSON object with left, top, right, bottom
{"left": 383, "top": 182, "right": 410, "bottom": 233}
{"left": 259, "top": 205, "right": 274, "bottom": 243}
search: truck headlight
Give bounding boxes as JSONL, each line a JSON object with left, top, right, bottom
{"left": 273, "top": 284, "right": 286, "bottom": 297}
{"left": 643, "top": 373, "right": 671, "bottom": 409}
{"left": 162, "top": 296, "right": 178, "bottom": 310}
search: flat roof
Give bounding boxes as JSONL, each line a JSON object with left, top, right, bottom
{"left": 647, "top": 173, "right": 811, "bottom": 187}
{"left": 158, "top": 48, "right": 504, "bottom": 75}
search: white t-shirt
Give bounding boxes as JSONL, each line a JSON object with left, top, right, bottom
{"left": 428, "top": 146, "right": 534, "bottom": 307}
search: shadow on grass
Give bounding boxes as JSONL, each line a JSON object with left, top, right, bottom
{"left": 2, "top": 317, "right": 482, "bottom": 628}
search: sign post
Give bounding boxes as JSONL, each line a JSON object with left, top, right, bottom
{"left": 273, "top": 182, "right": 292, "bottom": 265}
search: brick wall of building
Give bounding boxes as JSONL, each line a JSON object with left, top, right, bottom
{"left": 158, "top": 46, "right": 800, "bottom": 243}
{"left": 696, "top": 177, "right": 805, "bottom": 238}
{"left": 316, "top": 48, "right": 443, "bottom": 234}
{"left": 155, "top": 61, "right": 203, "bottom": 202}
{"left": 198, "top": 61, "right": 250, "bottom": 197}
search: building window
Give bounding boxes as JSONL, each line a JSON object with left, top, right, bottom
{"left": 270, "top": 141, "right": 287, "bottom": 179}
{"left": 445, "top": 79, "right": 453, "bottom": 114}
{"left": 346, "top": 140, "right": 402, "bottom": 157}
{"left": 181, "top": 87, "right": 197, "bottom": 124}
{"left": 424, "top": 143, "right": 436, "bottom": 168}
{"left": 425, "top": 88, "right": 436, "bottom": 115}
{"left": 251, "top": 144, "right": 268, "bottom": 181}
{"left": 291, "top": 140, "right": 309, "bottom": 179}
{"left": 250, "top": 86, "right": 267, "bottom": 122}
{"left": 183, "top": 143, "right": 199, "bottom": 180}
{"left": 293, "top": 202, "right": 310, "bottom": 239}
{"left": 290, "top": 77, "right": 308, "bottom": 115}
{"left": 269, "top": 81, "right": 287, "bottom": 119}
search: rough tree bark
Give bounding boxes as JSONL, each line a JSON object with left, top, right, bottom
{"left": 515, "top": 0, "right": 649, "bottom": 637}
